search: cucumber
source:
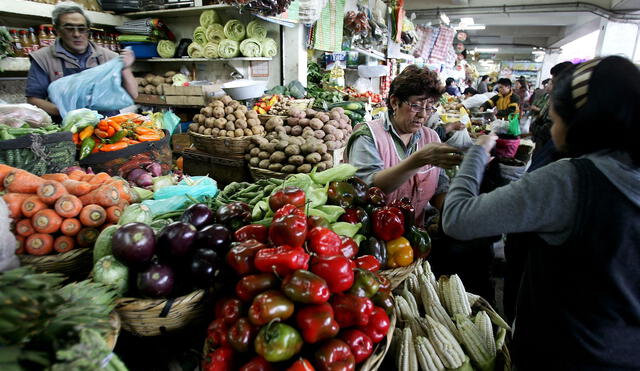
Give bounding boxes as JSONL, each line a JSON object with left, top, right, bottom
{"left": 329, "top": 101, "right": 365, "bottom": 111}
{"left": 343, "top": 110, "right": 364, "bottom": 122}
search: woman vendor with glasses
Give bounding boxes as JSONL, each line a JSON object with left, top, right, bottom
{"left": 26, "top": 1, "right": 138, "bottom": 118}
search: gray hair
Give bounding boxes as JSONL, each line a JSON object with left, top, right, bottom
{"left": 52, "top": 1, "right": 91, "bottom": 28}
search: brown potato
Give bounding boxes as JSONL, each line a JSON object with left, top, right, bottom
{"left": 204, "top": 128, "right": 212, "bottom": 135}
{"left": 213, "top": 107, "right": 225, "bottom": 118}
{"left": 226, "top": 114, "right": 236, "bottom": 122}
{"left": 297, "top": 164, "right": 312, "bottom": 173}
{"left": 246, "top": 110, "right": 258, "bottom": 119}
{"left": 234, "top": 111, "right": 246, "bottom": 120}
{"left": 235, "top": 119, "right": 248, "bottom": 129}
{"left": 205, "top": 117, "right": 215, "bottom": 128}
{"left": 219, "top": 130, "right": 227, "bottom": 137}
{"left": 281, "top": 164, "right": 296, "bottom": 173}
{"left": 225, "top": 106, "right": 235, "bottom": 115}
{"left": 258, "top": 159, "right": 270, "bottom": 169}
{"left": 212, "top": 128, "right": 220, "bottom": 136}
{"left": 234, "top": 129, "right": 244, "bottom": 137}
{"left": 244, "top": 128, "right": 254, "bottom": 136}
{"left": 249, "top": 157, "right": 260, "bottom": 166}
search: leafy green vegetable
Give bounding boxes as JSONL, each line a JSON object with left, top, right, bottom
{"left": 353, "top": 234, "right": 366, "bottom": 246}
{"left": 331, "top": 222, "right": 362, "bottom": 238}
{"left": 314, "top": 205, "right": 345, "bottom": 223}
{"left": 310, "top": 163, "right": 358, "bottom": 185}
{"left": 287, "top": 80, "right": 306, "bottom": 99}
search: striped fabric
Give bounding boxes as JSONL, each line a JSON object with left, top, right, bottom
{"left": 571, "top": 58, "right": 601, "bottom": 109}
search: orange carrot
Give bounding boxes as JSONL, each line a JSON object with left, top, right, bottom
{"left": 79, "top": 204, "right": 106, "bottom": 227}
{"left": 32, "top": 209, "right": 62, "bottom": 234}
{"left": 76, "top": 227, "right": 99, "bottom": 247}
{"left": 15, "top": 235, "right": 25, "bottom": 255}
{"left": 67, "top": 169, "right": 86, "bottom": 181}
{"left": 108, "top": 179, "right": 133, "bottom": 202}
{"left": 2, "top": 193, "right": 31, "bottom": 219}
{"left": 60, "top": 218, "right": 82, "bottom": 236}
{"left": 117, "top": 199, "right": 130, "bottom": 210}
{"left": 42, "top": 173, "right": 69, "bottom": 183}
{"left": 37, "top": 180, "right": 68, "bottom": 204}
{"left": 89, "top": 172, "right": 111, "bottom": 185}
{"left": 21, "top": 196, "right": 47, "bottom": 218}
{"left": 78, "top": 184, "right": 121, "bottom": 207}
{"left": 54, "top": 194, "right": 83, "bottom": 218}
{"left": 25, "top": 233, "right": 54, "bottom": 255}
{"left": 62, "top": 179, "right": 92, "bottom": 196}
{"left": 105, "top": 205, "right": 122, "bottom": 224}
{"left": 0, "top": 164, "right": 17, "bottom": 190}
{"left": 80, "top": 174, "right": 94, "bottom": 183}
{"left": 4, "top": 170, "right": 45, "bottom": 194}
{"left": 15, "top": 219, "right": 35, "bottom": 237}
{"left": 54, "top": 235, "right": 75, "bottom": 253}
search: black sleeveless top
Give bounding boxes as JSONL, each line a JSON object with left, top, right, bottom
{"left": 513, "top": 158, "right": 640, "bottom": 370}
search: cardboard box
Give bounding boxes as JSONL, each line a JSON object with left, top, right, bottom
{"left": 135, "top": 94, "right": 167, "bottom": 105}
{"left": 165, "top": 95, "right": 188, "bottom": 105}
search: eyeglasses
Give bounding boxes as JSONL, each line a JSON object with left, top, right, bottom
{"left": 403, "top": 101, "right": 437, "bottom": 114}
{"left": 60, "top": 25, "right": 89, "bottom": 34}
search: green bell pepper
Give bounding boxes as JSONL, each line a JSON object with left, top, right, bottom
{"left": 254, "top": 322, "right": 303, "bottom": 362}
{"left": 348, "top": 268, "right": 380, "bottom": 298}
{"left": 406, "top": 226, "right": 432, "bottom": 259}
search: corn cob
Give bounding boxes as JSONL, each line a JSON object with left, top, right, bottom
{"left": 423, "top": 315, "right": 466, "bottom": 369}
{"left": 407, "top": 328, "right": 419, "bottom": 371}
{"left": 422, "top": 287, "right": 461, "bottom": 342}
{"left": 454, "top": 314, "right": 494, "bottom": 369}
{"left": 406, "top": 273, "right": 421, "bottom": 299}
{"left": 415, "top": 260, "right": 425, "bottom": 276}
{"left": 447, "top": 275, "right": 472, "bottom": 317}
{"left": 415, "top": 336, "right": 446, "bottom": 371}
{"left": 485, "top": 307, "right": 511, "bottom": 330}
{"left": 401, "top": 284, "right": 420, "bottom": 316}
{"left": 395, "top": 295, "right": 415, "bottom": 322}
{"left": 390, "top": 327, "right": 403, "bottom": 366}
{"left": 423, "top": 261, "right": 438, "bottom": 289}
{"left": 467, "top": 292, "right": 481, "bottom": 307}
{"left": 407, "top": 316, "right": 426, "bottom": 337}
{"left": 474, "top": 311, "right": 496, "bottom": 358}
{"left": 398, "top": 327, "right": 418, "bottom": 371}
{"left": 437, "top": 276, "right": 450, "bottom": 312}
{"left": 419, "top": 275, "right": 442, "bottom": 307}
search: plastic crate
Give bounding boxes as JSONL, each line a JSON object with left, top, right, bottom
{"left": 120, "top": 41, "right": 159, "bottom": 59}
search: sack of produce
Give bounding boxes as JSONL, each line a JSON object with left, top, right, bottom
{"left": 0, "top": 131, "right": 75, "bottom": 176}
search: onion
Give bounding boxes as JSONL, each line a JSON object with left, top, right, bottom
{"left": 127, "top": 168, "right": 147, "bottom": 183}
{"left": 63, "top": 166, "right": 84, "bottom": 174}
{"left": 146, "top": 162, "right": 162, "bottom": 177}
{"left": 135, "top": 173, "right": 153, "bottom": 188}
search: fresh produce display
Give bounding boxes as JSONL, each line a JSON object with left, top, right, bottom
{"left": 135, "top": 71, "right": 177, "bottom": 96}
{"left": 2, "top": 164, "right": 133, "bottom": 254}
{"left": 189, "top": 95, "right": 265, "bottom": 138}
{"left": 0, "top": 123, "right": 60, "bottom": 140}
{"left": 389, "top": 261, "right": 510, "bottom": 371}
{"left": 252, "top": 93, "right": 310, "bottom": 116}
{"left": 215, "top": 178, "right": 285, "bottom": 208}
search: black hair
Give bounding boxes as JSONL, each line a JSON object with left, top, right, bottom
{"left": 551, "top": 56, "right": 640, "bottom": 166}
{"left": 463, "top": 87, "right": 477, "bottom": 95}
{"left": 386, "top": 65, "right": 443, "bottom": 115}
{"left": 497, "top": 78, "right": 512, "bottom": 87}
{"left": 542, "top": 78, "right": 550, "bottom": 85}
{"left": 481, "top": 75, "right": 489, "bottom": 81}
{"left": 550, "top": 61, "right": 574, "bottom": 77}
{"left": 445, "top": 77, "right": 455, "bottom": 86}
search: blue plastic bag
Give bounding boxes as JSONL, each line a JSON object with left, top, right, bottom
{"left": 142, "top": 176, "right": 218, "bottom": 216}
{"left": 48, "top": 58, "right": 134, "bottom": 118}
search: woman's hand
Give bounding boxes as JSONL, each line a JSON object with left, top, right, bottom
{"left": 477, "top": 134, "right": 498, "bottom": 155}
{"left": 120, "top": 48, "right": 135, "bottom": 69}
{"left": 409, "top": 143, "right": 463, "bottom": 169}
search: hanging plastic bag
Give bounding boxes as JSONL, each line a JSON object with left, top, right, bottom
{"left": 47, "top": 57, "right": 134, "bottom": 118}
{"left": 519, "top": 112, "right": 533, "bottom": 135}
{"left": 162, "top": 111, "right": 181, "bottom": 133}
{"left": 0, "top": 103, "right": 52, "bottom": 128}
{"left": 446, "top": 128, "right": 474, "bottom": 150}
{"left": 507, "top": 113, "right": 521, "bottom": 136}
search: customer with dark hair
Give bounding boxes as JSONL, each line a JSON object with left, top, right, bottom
{"left": 445, "top": 77, "right": 461, "bottom": 96}
{"left": 477, "top": 75, "right": 489, "bottom": 93}
{"left": 479, "top": 78, "right": 520, "bottom": 118}
{"left": 443, "top": 55, "right": 640, "bottom": 369}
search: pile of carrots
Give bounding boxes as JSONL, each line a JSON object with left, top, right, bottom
{"left": 71, "top": 113, "right": 165, "bottom": 153}
{"left": 1, "top": 164, "right": 134, "bottom": 256}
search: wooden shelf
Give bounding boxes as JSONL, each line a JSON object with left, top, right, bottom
{"left": 123, "top": 4, "right": 230, "bottom": 18}
{"left": 1, "top": 0, "right": 125, "bottom": 26}
{"left": 0, "top": 57, "right": 30, "bottom": 72}
{"left": 352, "top": 47, "right": 386, "bottom": 61}
{"left": 137, "top": 57, "right": 272, "bottom": 62}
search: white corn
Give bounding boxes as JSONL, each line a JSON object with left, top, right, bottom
{"left": 415, "top": 336, "right": 445, "bottom": 371}
{"left": 406, "top": 273, "right": 421, "bottom": 300}
{"left": 423, "top": 296, "right": 461, "bottom": 343}
{"left": 454, "top": 314, "right": 493, "bottom": 367}
{"left": 419, "top": 275, "right": 442, "bottom": 307}
{"left": 437, "top": 276, "right": 451, "bottom": 313}
{"left": 448, "top": 275, "right": 472, "bottom": 317}
{"left": 401, "top": 284, "right": 420, "bottom": 316}
{"left": 408, "top": 328, "right": 419, "bottom": 371}
{"left": 474, "top": 311, "right": 496, "bottom": 357}
{"left": 415, "top": 261, "right": 425, "bottom": 276}
{"left": 423, "top": 260, "right": 433, "bottom": 275}
{"left": 407, "top": 316, "right": 426, "bottom": 337}
{"left": 398, "top": 327, "right": 416, "bottom": 371}
{"left": 423, "top": 315, "right": 466, "bottom": 369}
{"left": 467, "top": 292, "right": 481, "bottom": 307}
{"left": 395, "top": 295, "right": 415, "bottom": 321}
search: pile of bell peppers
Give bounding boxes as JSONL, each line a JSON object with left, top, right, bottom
{"left": 252, "top": 95, "right": 281, "bottom": 115}
{"left": 71, "top": 113, "right": 165, "bottom": 159}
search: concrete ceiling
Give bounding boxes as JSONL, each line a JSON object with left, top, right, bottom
{"left": 403, "top": 0, "right": 640, "bottom": 59}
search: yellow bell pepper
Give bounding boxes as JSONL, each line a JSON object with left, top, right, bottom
{"left": 268, "top": 95, "right": 278, "bottom": 106}
{"left": 386, "top": 237, "right": 414, "bottom": 268}
{"left": 257, "top": 107, "right": 267, "bottom": 115}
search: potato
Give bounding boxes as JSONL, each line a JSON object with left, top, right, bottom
{"left": 335, "top": 130, "right": 345, "bottom": 141}
{"left": 266, "top": 133, "right": 277, "bottom": 141}
{"left": 224, "top": 106, "right": 234, "bottom": 115}
{"left": 333, "top": 107, "right": 345, "bottom": 114}
{"left": 221, "top": 95, "right": 232, "bottom": 105}
{"left": 314, "top": 130, "right": 326, "bottom": 139}
{"left": 204, "top": 128, "right": 212, "bottom": 135}
{"left": 244, "top": 128, "right": 254, "bottom": 136}
{"left": 189, "top": 123, "right": 199, "bottom": 132}
{"left": 135, "top": 77, "right": 145, "bottom": 85}
{"left": 213, "top": 107, "right": 225, "bottom": 119}
{"left": 274, "top": 140, "right": 289, "bottom": 151}
{"left": 315, "top": 162, "right": 328, "bottom": 171}
{"left": 253, "top": 136, "right": 269, "bottom": 146}
{"left": 247, "top": 118, "right": 260, "bottom": 127}
{"left": 316, "top": 143, "right": 328, "bottom": 155}
{"left": 305, "top": 108, "right": 317, "bottom": 118}
{"left": 205, "top": 117, "right": 215, "bottom": 128}
{"left": 309, "top": 118, "right": 323, "bottom": 130}
{"left": 282, "top": 164, "right": 296, "bottom": 173}
{"left": 151, "top": 76, "right": 165, "bottom": 87}
{"left": 164, "top": 70, "right": 177, "bottom": 78}
{"left": 300, "top": 143, "right": 313, "bottom": 155}
{"left": 286, "top": 117, "right": 299, "bottom": 126}
{"left": 249, "top": 157, "right": 260, "bottom": 166}
{"left": 219, "top": 130, "right": 227, "bottom": 137}
{"left": 202, "top": 106, "right": 214, "bottom": 117}
{"left": 156, "top": 84, "right": 165, "bottom": 95}
{"left": 268, "top": 163, "right": 284, "bottom": 172}
{"left": 144, "top": 73, "right": 155, "bottom": 83}
{"left": 305, "top": 153, "right": 321, "bottom": 164}
{"left": 288, "top": 155, "right": 305, "bottom": 165}
{"left": 302, "top": 131, "right": 315, "bottom": 139}
{"left": 245, "top": 153, "right": 251, "bottom": 161}
{"left": 229, "top": 100, "right": 240, "bottom": 109}
{"left": 288, "top": 108, "right": 304, "bottom": 118}
{"left": 221, "top": 121, "right": 233, "bottom": 131}
{"left": 226, "top": 114, "right": 236, "bottom": 122}
{"left": 326, "top": 141, "right": 340, "bottom": 150}
{"left": 260, "top": 143, "right": 277, "bottom": 153}
{"left": 259, "top": 159, "right": 270, "bottom": 169}
{"left": 212, "top": 128, "right": 220, "bottom": 136}
{"left": 270, "top": 151, "right": 286, "bottom": 163}
{"left": 246, "top": 110, "right": 258, "bottom": 119}
{"left": 324, "top": 134, "right": 337, "bottom": 142}
{"left": 290, "top": 125, "right": 303, "bottom": 136}
{"left": 214, "top": 118, "right": 226, "bottom": 129}
{"left": 298, "top": 118, "right": 310, "bottom": 127}
{"left": 227, "top": 131, "right": 235, "bottom": 138}
{"left": 234, "top": 111, "right": 246, "bottom": 121}
{"left": 164, "top": 77, "right": 173, "bottom": 84}
{"left": 197, "top": 125, "right": 206, "bottom": 134}
{"left": 238, "top": 105, "right": 248, "bottom": 114}
{"left": 249, "top": 147, "right": 261, "bottom": 157}
{"left": 252, "top": 126, "right": 264, "bottom": 134}
{"left": 274, "top": 126, "right": 286, "bottom": 135}
{"left": 284, "top": 126, "right": 292, "bottom": 134}
{"left": 297, "top": 164, "right": 312, "bottom": 173}
{"left": 144, "top": 85, "right": 156, "bottom": 94}
{"left": 329, "top": 111, "right": 341, "bottom": 121}
{"left": 323, "top": 124, "right": 336, "bottom": 134}
{"left": 212, "top": 100, "right": 225, "bottom": 108}
{"left": 235, "top": 119, "right": 247, "bottom": 130}
{"left": 317, "top": 113, "right": 330, "bottom": 123}
{"left": 284, "top": 144, "right": 300, "bottom": 156}
{"left": 231, "top": 128, "right": 241, "bottom": 137}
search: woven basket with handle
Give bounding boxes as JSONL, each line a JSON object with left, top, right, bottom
{"left": 378, "top": 258, "right": 422, "bottom": 290}
{"left": 18, "top": 247, "right": 92, "bottom": 278}
{"left": 248, "top": 165, "right": 289, "bottom": 181}
{"left": 189, "top": 132, "right": 259, "bottom": 158}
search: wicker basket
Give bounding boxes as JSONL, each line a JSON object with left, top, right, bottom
{"left": 115, "top": 289, "right": 210, "bottom": 337}
{"left": 189, "top": 131, "right": 257, "bottom": 158}
{"left": 288, "top": 98, "right": 314, "bottom": 110}
{"left": 378, "top": 258, "right": 422, "bottom": 290}
{"left": 18, "top": 248, "right": 92, "bottom": 278}
{"left": 359, "top": 311, "right": 397, "bottom": 371}
{"left": 105, "top": 311, "right": 121, "bottom": 351}
{"left": 248, "top": 165, "right": 289, "bottom": 181}
{"left": 257, "top": 114, "right": 288, "bottom": 125}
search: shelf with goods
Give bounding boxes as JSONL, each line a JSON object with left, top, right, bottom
{"left": 0, "top": 0, "right": 125, "bottom": 27}
{"left": 136, "top": 57, "right": 272, "bottom": 62}
{"left": 0, "top": 57, "right": 31, "bottom": 72}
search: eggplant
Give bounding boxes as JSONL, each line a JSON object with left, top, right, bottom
{"left": 111, "top": 222, "right": 156, "bottom": 267}
{"left": 189, "top": 248, "right": 222, "bottom": 288}
{"left": 157, "top": 222, "right": 197, "bottom": 259}
{"left": 137, "top": 263, "right": 175, "bottom": 298}
{"left": 181, "top": 203, "right": 215, "bottom": 230}
{"left": 194, "top": 224, "right": 232, "bottom": 253}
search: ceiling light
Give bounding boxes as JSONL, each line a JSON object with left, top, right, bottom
{"left": 474, "top": 48, "right": 499, "bottom": 53}
{"left": 457, "top": 24, "right": 485, "bottom": 30}
{"left": 439, "top": 12, "right": 450, "bottom": 25}
{"left": 460, "top": 17, "right": 474, "bottom": 25}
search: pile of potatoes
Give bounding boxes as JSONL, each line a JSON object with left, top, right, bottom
{"left": 189, "top": 95, "right": 265, "bottom": 138}
{"left": 262, "top": 107, "right": 352, "bottom": 151}
{"left": 135, "top": 71, "right": 176, "bottom": 95}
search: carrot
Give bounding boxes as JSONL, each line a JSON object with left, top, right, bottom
{"left": 105, "top": 205, "right": 123, "bottom": 224}
{"left": 15, "top": 219, "right": 35, "bottom": 237}
{"left": 89, "top": 172, "right": 111, "bottom": 185}
{"left": 62, "top": 179, "right": 92, "bottom": 196}
{"left": 136, "top": 134, "right": 162, "bottom": 142}
{"left": 117, "top": 199, "right": 130, "bottom": 210}
{"left": 60, "top": 218, "right": 82, "bottom": 236}
{"left": 42, "top": 173, "right": 69, "bottom": 182}
{"left": 79, "top": 204, "right": 106, "bottom": 227}
{"left": 15, "top": 235, "right": 25, "bottom": 255}
{"left": 32, "top": 209, "right": 62, "bottom": 234}
{"left": 37, "top": 180, "right": 68, "bottom": 204}
{"left": 4, "top": 170, "right": 45, "bottom": 194}
{"left": 0, "top": 164, "right": 17, "bottom": 189}
{"left": 100, "top": 142, "right": 128, "bottom": 151}
{"left": 80, "top": 174, "right": 94, "bottom": 183}
{"left": 108, "top": 179, "right": 133, "bottom": 202}
{"left": 54, "top": 235, "right": 75, "bottom": 253}
{"left": 76, "top": 227, "right": 99, "bottom": 247}
{"left": 79, "top": 184, "right": 121, "bottom": 207}
{"left": 2, "top": 193, "right": 31, "bottom": 219}
{"left": 54, "top": 194, "right": 83, "bottom": 218}
{"left": 21, "top": 196, "right": 47, "bottom": 218}
{"left": 25, "top": 233, "right": 54, "bottom": 255}
{"left": 134, "top": 126, "right": 156, "bottom": 135}
{"left": 67, "top": 169, "right": 86, "bottom": 181}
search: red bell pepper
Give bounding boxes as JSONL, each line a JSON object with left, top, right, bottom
{"left": 365, "top": 187, "right": 386, "bottom": 206}
{"left": 202, "top": 346, "right": 235, "bottom": 371}
{"left": 248, "top": 290, "right": 295, "bottom": 326}
{"left": 286, "top": 358, "right": 315, "bottom": 371}
{"left": 339, "top": 207, "right": 370, "bottom": 236}
{"left": 226, "top": 239, "right": 267, "bottom": 275}
{"left": 234, "top": 224, "right": 268, "bottom": 243}
{"left": 281, "top": 269, "right": 330, "bottom": 304}
{"left": 269, "top": 186, "right": 306, "bottom": 211}
{"left": 308, "top": 215, "right": 330, "bottom": 229}
{"left": 329, "top": 293, "right": 374, "bottom": 328}
{"left": 307, "top": 227, "right": 342, "bottom": 257}
{"left": 215, "top": 297, "right": 243, "bottom": 325}
{"left": 216, "top": 201, "right": 252, "bottom": 230}
{"left": 339, "top": 329, "right": 373, "bottom": 364}
{"left": 236, "top": 273, "right": 280, "bottom": 302}
{"left": 295, "top": 303, "right": 340, "bottom": 343}
{"left": 357, "top": 307, "right": 390, "bottom": 343}
{"left": 340, "top": 236, "right": 359, "bottom": 260}
{"left": 354, "top": 255, "right": 381, "bottom": 272}
{"left": 239, "top": 356, "right": 274, "bottom": 371}
{"left": 228, "top": 317, "right": 258, "bottom": 353}
{"left": 310, "top": 255, "right": 354, "bottom": 293}
{"left": 372, "top": 206, "right": 405, "bottom": 241}
{"left": 314, "top": 339, "right": 356, "bottom": 371}
{"left": 388, "top": 197, "right": 415, "bottom": 231}
{"left": 270, "top": 204, "right": 307, "bottom": 249}
{"left": 254, "top": 245, "right": 310, "bottom": 277}
{"left": 374, "top": 273, "right": 391, "bottom": 294}
{"left": 371, "top": 290, "right": 394, "bottom": 315}
{"left": 205, "top": 318, "right": 229, "bottom": 348}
